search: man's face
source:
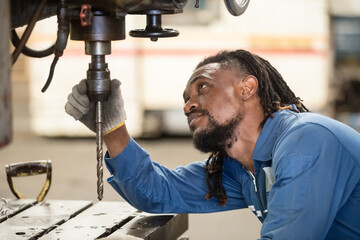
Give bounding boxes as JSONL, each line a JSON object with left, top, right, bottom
{"left": 183, "top": 63, "right": 244, "bottom": 152}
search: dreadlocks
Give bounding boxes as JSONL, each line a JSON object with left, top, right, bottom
{"left": 196, "top": 49, "right": 309, "bottom": 206}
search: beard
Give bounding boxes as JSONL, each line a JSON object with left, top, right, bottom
{"left": 191, "top": 110, "right": 242, "bottom": 153}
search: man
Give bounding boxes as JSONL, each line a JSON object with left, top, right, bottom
{"left": 65, "top": 49, "right": 360, "bottom": 239}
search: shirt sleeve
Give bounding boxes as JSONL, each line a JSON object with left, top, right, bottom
{"left": 260, "top": 124, "right": 360, "bottom": 239}
{"left": 105, "top": 137, "right": 247, "bottom": 213}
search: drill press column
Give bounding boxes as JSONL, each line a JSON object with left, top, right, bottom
{"left": 86, "top": 41, "right": 111, "bottom": 201}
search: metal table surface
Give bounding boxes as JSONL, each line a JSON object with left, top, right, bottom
{"left": 0, "top": 199, "right": 188, "bottom": 240}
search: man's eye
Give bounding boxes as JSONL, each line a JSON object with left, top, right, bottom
{"left": 198, "top": 83, "right": 207, "bottom": 91}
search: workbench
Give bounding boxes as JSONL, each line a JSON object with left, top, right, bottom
{"left": 0, "top": 199, "right": 188, "bottom": 240}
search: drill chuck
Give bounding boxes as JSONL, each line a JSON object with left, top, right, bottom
{"left": 86, "top": 55, "right": 111, "bottom": 101}
{"left": 86, "top": 41, "right": 111, "bottom": 102}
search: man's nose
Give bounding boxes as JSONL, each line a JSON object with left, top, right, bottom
{"left": 183, "top": 98, "right": 199, "bottom": 115}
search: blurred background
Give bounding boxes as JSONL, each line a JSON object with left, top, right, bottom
{"left": 1, "top": 0, "right": 360, "bottom": 239}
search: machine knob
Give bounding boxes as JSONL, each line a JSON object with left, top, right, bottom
{"left": 129, "top": 14, "right": 179, "bottom": 41}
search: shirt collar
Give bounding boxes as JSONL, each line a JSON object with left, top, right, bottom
{"left": 252, "top": 109, "right": 295, "bottom": 161}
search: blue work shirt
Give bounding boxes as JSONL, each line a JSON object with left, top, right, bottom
{"left": 105, "top": 110, "right": 360, "bottom": 239}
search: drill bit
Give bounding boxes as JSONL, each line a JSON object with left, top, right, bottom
{"left": 95, "top": 101, "right": 103, "bottom": 200}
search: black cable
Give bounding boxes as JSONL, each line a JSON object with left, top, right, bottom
{"left": 11, "top": 29, "right": 55, "bottom": 58}
{"left": 41, "top": 0, "right": 69, "bottom": 93}
{"left": 11, "top": 0, "right": 49, "bottom": 64}
{"left": 41, "top": 55, "right": 59, "bottom": 92}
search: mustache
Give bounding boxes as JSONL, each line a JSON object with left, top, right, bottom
{"left": 186, "top": 109, "right": 213, "bottom": 133}
{"left": 185, "top": 109, "right": 210, "bottom": 118}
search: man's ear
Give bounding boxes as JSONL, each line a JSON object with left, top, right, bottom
{"left": 241, "top": 75, "right": 258, "bottom": 101}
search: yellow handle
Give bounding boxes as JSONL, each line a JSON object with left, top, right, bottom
{"left": 5, "top": 160, "right": 52, "bottom": 202}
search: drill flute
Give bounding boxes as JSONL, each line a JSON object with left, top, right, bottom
{"left": 95, "top": 101, "right": 103, "bottom": 200}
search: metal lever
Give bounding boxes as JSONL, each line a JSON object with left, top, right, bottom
{"left": 5, "top": 160, "right": 52, "bottom": 202}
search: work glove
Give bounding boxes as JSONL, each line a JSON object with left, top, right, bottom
{"left": 65, "top": 79, "right": 126, "bottom": 135}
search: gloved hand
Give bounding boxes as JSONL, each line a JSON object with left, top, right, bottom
{"left": 65, "top": 79, "right": 126, "bottom": 135}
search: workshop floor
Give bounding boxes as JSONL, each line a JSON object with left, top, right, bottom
{"left": 0, "top": 77, "right": 262, "bottom": 239}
